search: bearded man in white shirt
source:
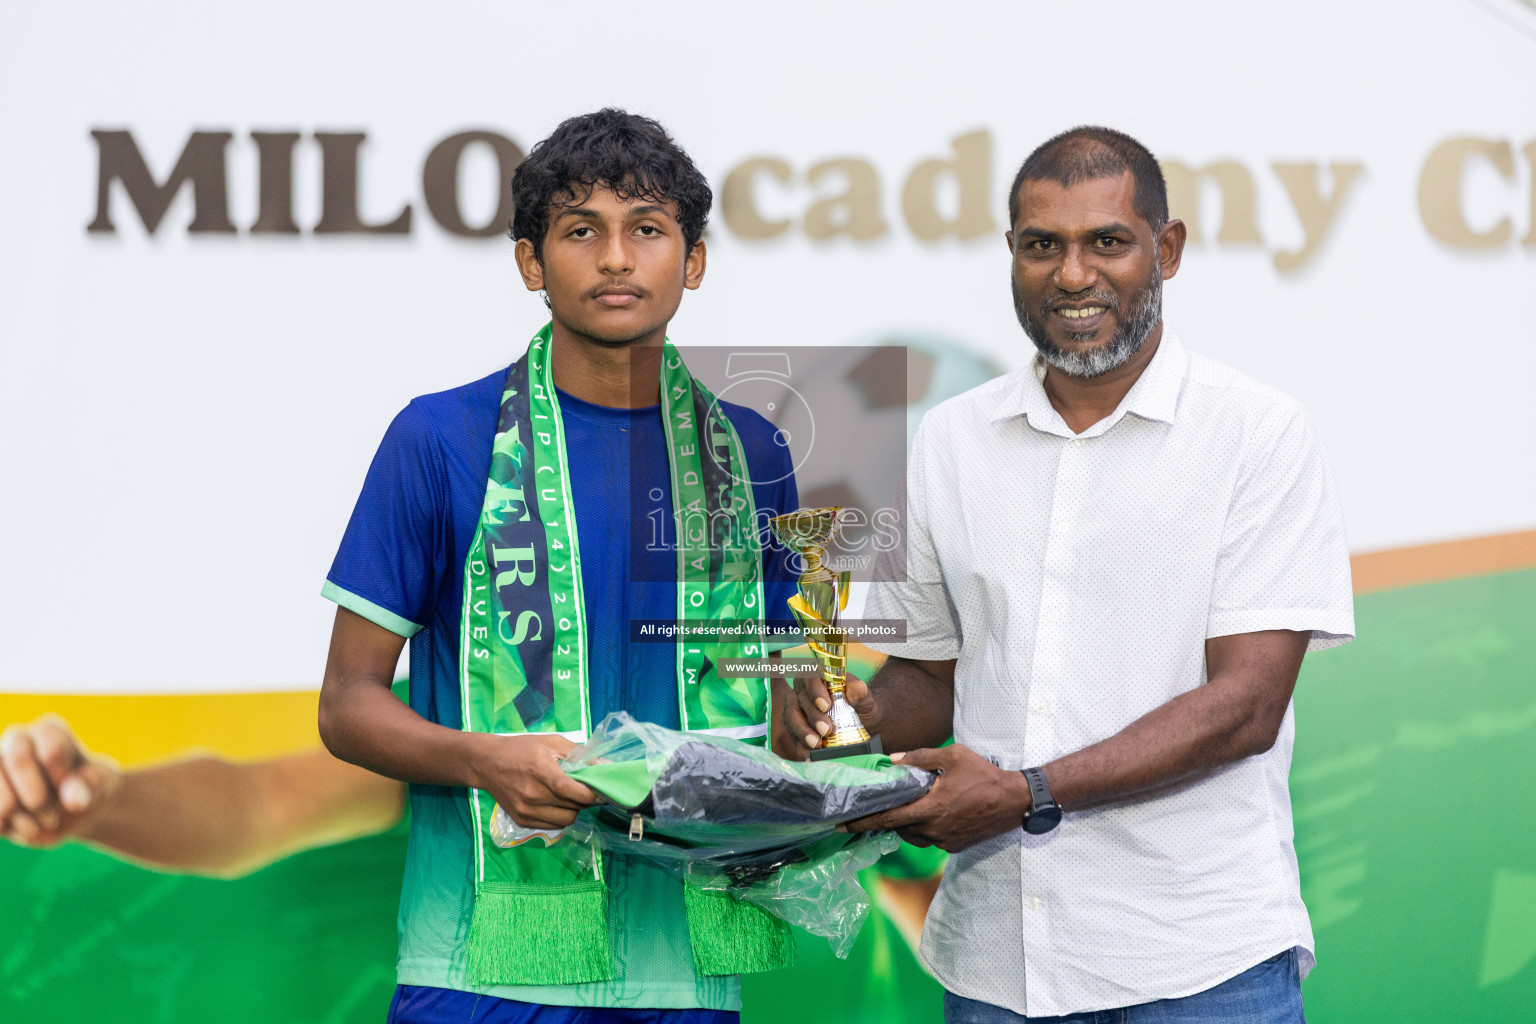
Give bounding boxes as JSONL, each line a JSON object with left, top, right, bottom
{"left": 773, "top": 126, "right": 1354, "bottom": 1024}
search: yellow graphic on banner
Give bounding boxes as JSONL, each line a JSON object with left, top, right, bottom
{"left": 0, "top": 691, "right": 322, "bottom": 766}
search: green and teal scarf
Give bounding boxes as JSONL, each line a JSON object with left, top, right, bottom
{"left": 459, "top": 324, "right": 791, "bottom": 985}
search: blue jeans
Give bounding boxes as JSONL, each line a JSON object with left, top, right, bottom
{"left": 943, "top": 948, "right": 1305, "bottom": 1024}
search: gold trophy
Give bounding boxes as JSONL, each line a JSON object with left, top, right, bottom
{"left": 769, "top": 506, "right": 881, "bottom": 760}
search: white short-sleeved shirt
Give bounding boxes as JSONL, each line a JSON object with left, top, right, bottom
{"left": 863, "top": 329, "right": 1354, "bottom": 1018}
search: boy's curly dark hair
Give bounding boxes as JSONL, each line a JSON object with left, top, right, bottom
{"left": 510, "top": 108, "right": 712, "bottom": 262}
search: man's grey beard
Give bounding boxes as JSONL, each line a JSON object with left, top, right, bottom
{"left": 1014, "top": 270, "right": 1163, "bottom": 379}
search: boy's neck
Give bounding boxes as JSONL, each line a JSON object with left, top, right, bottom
{"left": 547, "top": 319, "right": 666, "bottom": 409}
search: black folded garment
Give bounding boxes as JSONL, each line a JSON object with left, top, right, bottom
{"left": 645, "top": 740, "right": 933, "bottom": 825}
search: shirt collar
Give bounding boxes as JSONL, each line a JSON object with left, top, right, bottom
{"left": 989, "top": 328, "right": 1189, "bottom": 435}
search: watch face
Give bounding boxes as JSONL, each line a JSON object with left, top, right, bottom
{"left": 1024, "top": 806, "right": 1063, "bottom": 835}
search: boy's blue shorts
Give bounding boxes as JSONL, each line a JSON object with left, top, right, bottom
{"left": 387, "top": 985, "right": 740, "bottom": 1024}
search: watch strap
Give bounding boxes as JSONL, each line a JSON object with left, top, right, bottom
{"left": 1022, "top": 766, "right": 1053, "bottom": 812}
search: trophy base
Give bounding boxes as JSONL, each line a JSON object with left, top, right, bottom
{"left": 809, "top": 734, "right": 884, "bottom": 761}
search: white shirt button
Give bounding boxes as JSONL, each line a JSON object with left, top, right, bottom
{"left": 1072, "top": 438, "right": 1085, "bottom": 447}
{"left": 1047, "top": 606, "right": 1061, "bottom": 623}
{"left": 1029, "top": 896, "right": 1044, "bottom": 911}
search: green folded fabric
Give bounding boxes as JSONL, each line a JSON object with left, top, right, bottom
{"left": 493, "top": 712, "right": 934, "bottom": 958}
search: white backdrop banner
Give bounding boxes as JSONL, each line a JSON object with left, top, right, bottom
{"left": 3, "top": 0, "right": 1533, "bottom": 692}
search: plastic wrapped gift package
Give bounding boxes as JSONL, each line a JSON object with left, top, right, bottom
{"left": 492, "top": 712, "right": 935, "bottom": 956}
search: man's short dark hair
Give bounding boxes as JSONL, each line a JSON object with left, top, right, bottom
{"left": 1008, "top": 126, "right": 1168, "bottom": 234}
{"left": 510, "top": 108, "right": 712, "bottom": 262}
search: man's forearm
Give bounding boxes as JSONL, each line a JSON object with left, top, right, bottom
{"left": 1043, "top": 631, "right": 1307, "bottom": 812}
{"left": 73, "top": 756, "right": 263, "bottom": 875}
{"left": 867, "top": 656, "right": 954, "bottom": 752}
{"left": 74, "top": 750, "right": 403, "bottom": 878}
{"left": 1044, "top": 685, "right": 1261, "bottom": 812}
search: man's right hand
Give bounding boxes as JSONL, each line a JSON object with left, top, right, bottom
{"left": 0, "top": 715, "right": 121, "bottom": 848}
{"left": 773, "top": 672, "right": 880, "bottom": 761}
{"left": 470, "top": 733, "right": 600, "bottom": 830}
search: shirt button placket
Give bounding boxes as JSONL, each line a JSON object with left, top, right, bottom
{"left": 1030, "top": 437, "right": 1082, "bottom": 766}
{"left": 1022, "top": 877, "right": 1054, "bottom": 1013}
{"left": 1018, "top": 437, "right": 1080, "bottom": 1017}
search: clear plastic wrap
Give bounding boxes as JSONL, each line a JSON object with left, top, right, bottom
{"left": 685, "top": 829, "right": 900, "bottom": 956}
{"left": 490, "top": 712, "right": 931, "bottom": 957}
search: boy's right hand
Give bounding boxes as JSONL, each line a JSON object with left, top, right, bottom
{"left": 0, "top": 715, "right": 121, "bottom": 848}
{"left": 471, "top": 733, "right": 599, "bottom": 830}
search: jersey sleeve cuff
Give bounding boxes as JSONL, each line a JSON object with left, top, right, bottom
{"left": 322, "top": 580, "right": 425, "bottom": 638}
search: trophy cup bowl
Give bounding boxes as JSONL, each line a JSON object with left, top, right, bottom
{"left": 768, "top": 506, "right": 881, "bottom": 760}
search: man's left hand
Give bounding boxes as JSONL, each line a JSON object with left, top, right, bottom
{"left": 842, "top": 744, "right": 1033, "bottom": 853}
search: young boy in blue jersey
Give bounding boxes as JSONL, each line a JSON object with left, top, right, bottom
{"left": 317, "top": 110, "right": 801, "bottom": 1024}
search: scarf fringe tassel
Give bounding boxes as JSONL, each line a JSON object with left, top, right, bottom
{"left": 466, "top": 882, "right": 615, "bottom": 986}
{"left": 684, "top": 885, "right": 795, "bottom": 977}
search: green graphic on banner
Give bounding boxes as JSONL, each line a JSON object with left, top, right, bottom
{"left": 0, "top": 824, "right": 406, "bottom": 1022}
{"left": 1, "top": 569, "right": 1533, "bottom": 1022}
{"left": 1289, "top": 567, "right": 1536, "bottom": 1022}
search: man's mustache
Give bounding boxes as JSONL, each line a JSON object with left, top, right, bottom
{"left": 1040, "top": 291, "right": 1120, "bottom": 316}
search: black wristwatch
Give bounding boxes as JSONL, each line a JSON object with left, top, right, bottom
{"left": 1020, "top": 767, "right": 1062, "bottom": 835}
